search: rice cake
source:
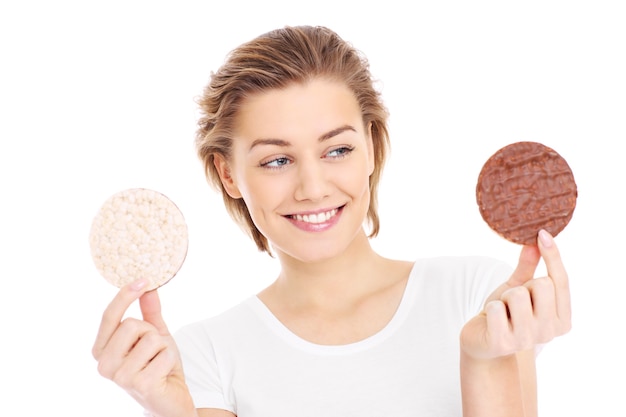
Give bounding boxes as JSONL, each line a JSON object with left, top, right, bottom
{"left": 89, "top": 188, "right": 188, "bottom": 290}
{"left": 476, "top": 141, "right": 577, "bottom": 245}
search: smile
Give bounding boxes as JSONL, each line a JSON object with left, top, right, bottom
{"left": 292, "top": 208, "right": 339, "bottom": 224}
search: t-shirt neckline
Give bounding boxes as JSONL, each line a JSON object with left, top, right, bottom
{"left": 246, "top": 261, "right": 419, "bottom": 355}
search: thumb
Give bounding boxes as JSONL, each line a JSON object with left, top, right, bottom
{"left": 485, "top": 244, "right": 541, "bottom": 304}
{"left": 139, "top": 289, "right": 171, "bottom": 337}
{"left": 507, "top": 243, "right": 541, "bottom": 287}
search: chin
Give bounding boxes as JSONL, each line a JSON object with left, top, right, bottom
{"left": 274, "top": 241, "right": 347, "bottom": 264}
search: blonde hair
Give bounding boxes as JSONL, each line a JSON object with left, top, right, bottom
{"left": 195, "top": 25, "right": 390, "bottom": 254}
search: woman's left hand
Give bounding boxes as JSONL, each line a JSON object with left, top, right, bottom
{"left": 460, "top": 229, "right": 572, "bottom": 360}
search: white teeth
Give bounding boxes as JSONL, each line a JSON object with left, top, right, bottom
{"left": 294, "top": 209, "right": 338, "bottom": 224}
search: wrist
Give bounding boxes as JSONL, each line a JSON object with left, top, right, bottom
{"left": 460, "top": 351, "right": 525, "bottom": 417}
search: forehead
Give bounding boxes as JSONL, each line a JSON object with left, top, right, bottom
{"left": 233, "top": 79, "right": 363, "bottom": 140}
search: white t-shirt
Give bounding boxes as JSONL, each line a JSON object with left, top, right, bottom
{"left": 175, "top": 256, "right": 511, "bottom": 416}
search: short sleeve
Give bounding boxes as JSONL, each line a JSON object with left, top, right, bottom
{"left": 462, "top": 256, "right": 513, "bottom": 320}
{"left": 174, "top": 322, "right": 236, "bottom": 413}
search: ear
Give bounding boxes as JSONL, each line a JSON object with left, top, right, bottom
{"left": 213, "top": 154, "right": 242, "bottom": 199}
{"left": 366, "top": 122, "right": 375, "bottom": 176}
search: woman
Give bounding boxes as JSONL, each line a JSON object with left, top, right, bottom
{"left": 93, "top": 25, "right": 571, "bottom": 417}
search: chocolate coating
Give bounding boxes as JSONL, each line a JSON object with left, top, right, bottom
{"left": 476, "top": 141, "right": 577, "bottom": 245}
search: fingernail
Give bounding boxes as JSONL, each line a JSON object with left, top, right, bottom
{"left": 130, "top": 278, "right": 148, "bottom": 291}
{"left": 538, "top": 229, "right": 553, "bottom": 248}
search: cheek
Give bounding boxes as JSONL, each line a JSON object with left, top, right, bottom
{"left": 237, "top": 172, "right": 285, "bottom": 213}
{"left": 345, "top": 160, "right": 373, "bottom": 194}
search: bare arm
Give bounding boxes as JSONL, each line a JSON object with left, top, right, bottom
{"left": 460, "top": 349, "right": 536, "bottom": 417}
{"left": 197, "top": 409, "right": 237, "bottom": 417}
{"left": 460, "top": 230, "right": 571, "bottom": 416}
{"left": 147, "top": 408, "right": 235, "bottom": 417}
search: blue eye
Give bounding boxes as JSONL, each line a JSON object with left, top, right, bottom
{"left": 261, "top": 157, "right": 291, "bottom": 169}
{"left": 327, "top": 146, "right": 354, "bottom": 158}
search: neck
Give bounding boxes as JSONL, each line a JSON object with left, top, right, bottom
{"left": 269, "top": 230, "right": 385, "bottom": 310}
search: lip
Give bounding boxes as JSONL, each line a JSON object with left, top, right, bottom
{"left": 284, "top": 205, "right": 345, "bottom": 232}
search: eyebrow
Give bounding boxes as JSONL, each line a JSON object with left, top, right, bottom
{"left": 248, "top": 124, "right": 357, "bottom": 152}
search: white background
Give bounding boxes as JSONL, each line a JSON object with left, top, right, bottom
{"left": 1, "top": 1, "right": 624, "bottom": 415}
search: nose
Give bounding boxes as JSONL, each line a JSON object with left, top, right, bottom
{"left": 293, "top": 158, "right": 330, "bottom": 202}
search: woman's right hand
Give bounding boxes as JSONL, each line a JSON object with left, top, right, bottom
{"left": 92, "top": 279, "right": 197, "bottom": 417}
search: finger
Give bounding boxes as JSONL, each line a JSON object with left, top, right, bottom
{"left": 113, "top": 328, "right": 169, "bottom": 386}
{"left": 525, "top": 277, "right": 556, "bottom": 319}
{"left": 524, "top": 277, "right": 557, "bottom": 341}
{"left": 537, "top": 229, "right": 572, "bottom": 324}
{"left": 96, "top": 317, "right": 155, "bottom": 380}
{"left": 140, "top": 289, "right": 170, "bottom": 337}
{"left": 483, "top": 245, "right": 542, "bottom": 305}
{"left": 501, "top": 286, "right": 535, "bottom": 350}
{"left": 485, "top": 300, "right": 512, "bottom": 354}
{"left": 92, "top": 278, "right": 150, "bottom": 359}
{"left": 507, "top": 244, "right": 541, "bottom": 288}
{"left": 138, "top": 345, "right": 179, "bottom": 388}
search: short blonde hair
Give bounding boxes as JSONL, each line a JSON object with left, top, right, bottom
{"left": 195, "top": 25, "right": 390, "bottom": 254}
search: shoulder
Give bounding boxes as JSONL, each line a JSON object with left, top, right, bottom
{"left": 412, "top": 255, "right": 512, "bottom": 281}
{"left": 408, "top": 256, "right": 512, "bottom": 310}
{"left": 174, "top": 297, "right": 258, "bottom": 349}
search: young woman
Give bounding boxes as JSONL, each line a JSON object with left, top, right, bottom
{"left": 93, "top": 25, "right": 571, "bottom": 417}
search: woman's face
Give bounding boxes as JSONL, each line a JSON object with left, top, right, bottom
{"left": 216, "top": 78, "right": 375, "bottom": 263}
